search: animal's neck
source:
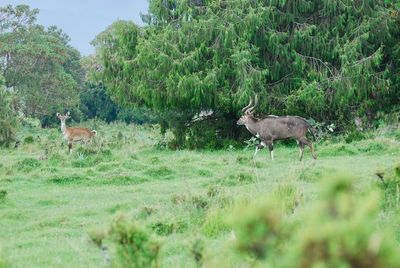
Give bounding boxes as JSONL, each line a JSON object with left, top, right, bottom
{"left": 60, "top": 121, "right": 67, "bottom": 134}
{"left": 245, "top": 117, "right": 261, "bottom": 136}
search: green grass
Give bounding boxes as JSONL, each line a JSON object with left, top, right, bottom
{"left": 0, "top": 121, "right": 399, "bottom": 267}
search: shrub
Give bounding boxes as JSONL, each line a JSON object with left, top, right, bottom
{"left": 283, "top": 173, "right": 400, "bottom": 268}
{"left": 108, "top": 214, "right": 161, "bottom": 268}
{"left": 207, "top": 173, "right": 400, "bottom": 267}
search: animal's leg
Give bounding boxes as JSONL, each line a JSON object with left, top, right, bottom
{"left": 68, "top": 141, "right": 72, "bottom": 154}
{"left": 298, "top": 142, "right": 305, "bottom": 161}
{"left": 299, "top": 137, "right": 317, "bottom": 160}
{"left": 267, "top": 142, "right": 274, "bottom": 160}
{"left": 254, "top": 143, "right": 265, "bottom": 158}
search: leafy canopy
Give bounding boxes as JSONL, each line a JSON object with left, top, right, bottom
{"left": 94, "top": 0, "right": 400, "bottom": 128}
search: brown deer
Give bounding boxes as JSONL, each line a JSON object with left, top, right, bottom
{"left": 56, "top": 112, "right": 97, "bottom": 154}
{"left": 237, "top": 96, "right": 316, "bottom": 161}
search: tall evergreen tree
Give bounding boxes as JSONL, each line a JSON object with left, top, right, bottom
{"left": 94, "top": 0, "right": 400, "bottom": 147}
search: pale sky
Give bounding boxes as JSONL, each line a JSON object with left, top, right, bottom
{"left": 2, "top": 0, "right": 149, "bottom": 55}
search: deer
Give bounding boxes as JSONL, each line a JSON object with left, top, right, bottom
{"left": 237, "top": 96, "right": 317, "bottom": 161}
{"left": 56, "top": 112, "right": 97, "bottom": 154}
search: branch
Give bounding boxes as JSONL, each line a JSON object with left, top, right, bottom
{"left": 266, "top": 72, "right": 293, "bottom": 87}
{"left": 294, "top": 51, "right": 334, "bottom": 77}
{"left": 350, "top": 49, "right": 380, "bottom": 67}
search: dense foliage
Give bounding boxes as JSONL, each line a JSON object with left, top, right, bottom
{"left": 0, "top": 5, "right": 84, "bottom": 127}
{"left": 93, "top": 0, "right": 400, "bottom": 148}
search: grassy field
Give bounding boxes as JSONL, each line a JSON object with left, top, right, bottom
{"left": 0, "top": 120, "right": 399, "bottom": 267}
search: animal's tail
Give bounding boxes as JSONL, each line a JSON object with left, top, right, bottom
{"left": 91, "top": 130, "right": 97, "bottom": 136}
{"left": 307, "top": 126, "right": 317, "bottom": 141}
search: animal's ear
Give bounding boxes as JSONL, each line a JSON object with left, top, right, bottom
{"left": 66, "top": 111, "right": 70, "bottom": 117}
{"left": 56, "top": 112, "right": 61, "bottom": 117}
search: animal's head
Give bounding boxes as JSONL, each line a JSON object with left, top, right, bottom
{"left": 56, "top": 111, "right": 70, "bottom": 122}
{"left": 237, "top": 96, "right": 258, "bottom": 125}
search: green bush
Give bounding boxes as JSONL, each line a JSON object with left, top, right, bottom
{"left": 206, "top": 173, "right": 400, "bottom": 267}
{"left": 108, "top": 214, "right": 161, "bottom": 268}
{"left": 283, "top": 174, "right": 400, "bottom": 268}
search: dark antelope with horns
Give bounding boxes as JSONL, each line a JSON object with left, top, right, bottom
{"left": 237, "top": 96, "right": 317, "bottom": 161}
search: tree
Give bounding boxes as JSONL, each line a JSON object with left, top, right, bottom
{"left": 0, "top": 5, "right": 84, "bottom": 127}
{"left": 0, "top": 73, "right": 17, "bottom": 147}
{"left": 94, "top": 0, "right": 400, "bottom": 148}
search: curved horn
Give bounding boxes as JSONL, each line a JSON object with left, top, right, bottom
{"left": 241, "top": 97, "right": 253, "bottom": 114}
{"left": 248, "top": 94, "right": 258, "bottom": 114}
